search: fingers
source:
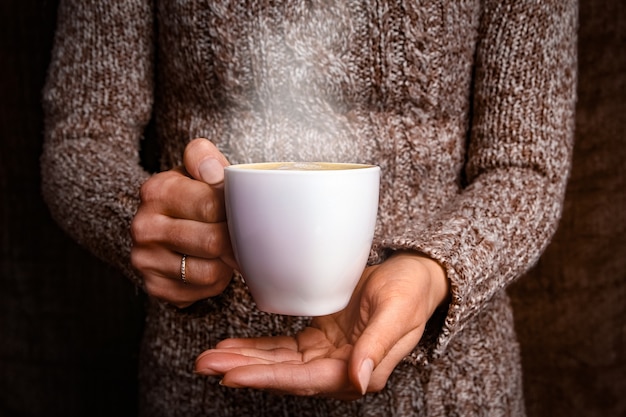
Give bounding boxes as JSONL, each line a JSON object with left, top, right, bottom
{"left": 183, "top": 138, "right": 230, "bottom": 185}
{"left": 194, "top": 330, "right": 360, "bottom": 399}
{"left": 130, "top": 139, "right": 235, "bottom": 308}
{"left": 349, "top": 313, "right": 424, "bottom": 394}
{"left": 131, "top": 201, "right": 237, "bottom": 274}
{"left": 215, "top": 336, "right": 299, "bottom": 351}
{"left": 132, "top": 245, "right": 232, "bottom": 287}
{"left": 131, "top": 173, "right": 237, "bottom": 306}
{"left": 132, "top": 212, "right": 233, "bottom": 260}
{"left": 131, "top": 246, "right": 233, "bottom": 308}
{"left": 221, "top": 360, "right": 354, "bottom": 399}
{"left": 189, "top": 254, "right": 438, "bottom": 399}
{"left": 145, "top": 271, "right": 232, "bottom": 309}
{"left": 195, "top": 343, "right": 354, "bottom": 398}
{"left": 195, "top": 336, "right": 301, "bottom": 374}
{"left": 195, "top": 347, "right": 302, "bottom": 376}
{"left": 132, "top": 166, "right": 237, "bottom": 268}
{"left": 138, "top": 169, "right": 225, "bottom": 223}
{"left": 195, "top": 337, "right": 302, "bottom": 380}
{"left": 347, "top": 259, "right": 431, "bottom": 394}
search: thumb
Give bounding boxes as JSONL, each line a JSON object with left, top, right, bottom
{"left": 349, "top": 305, "right": 424, "bottom": 395}
{"left": 183, "top": 138, "right": 230, "bottom": 185}
{"left": 354, "top": 357, "right": 375, "bottom": 396}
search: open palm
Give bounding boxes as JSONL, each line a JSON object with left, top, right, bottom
{"left": 195, "top": 252, "right": 448, "bottom": 400}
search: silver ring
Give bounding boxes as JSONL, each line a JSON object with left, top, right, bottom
{"left": 181, "top": 254, "right": 188, "bottom": 284}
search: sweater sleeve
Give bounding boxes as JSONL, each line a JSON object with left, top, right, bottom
{"left": 41, "top": 0, "right": 154, "bottom": 286}
{"left": 375, "top": 0, "right": 578, "bottom": 363}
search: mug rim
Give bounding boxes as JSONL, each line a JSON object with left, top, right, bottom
{"left": 224, "top": 161, "right": 379, "bottom": 172}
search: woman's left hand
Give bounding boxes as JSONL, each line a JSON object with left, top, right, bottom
{"left": 194, "top": 251, "right": 449, "bottom": 400}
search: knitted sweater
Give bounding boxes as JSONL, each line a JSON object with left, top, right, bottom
{"left": 41, "top": 0, "right": 578, "bottom": 416}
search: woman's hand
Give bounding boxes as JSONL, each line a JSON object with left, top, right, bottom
{"left": 130, "top": 138, "right": 237, "bottom": 308}
{"left": 194, "top": 252, "right": 449, "bottom": 400}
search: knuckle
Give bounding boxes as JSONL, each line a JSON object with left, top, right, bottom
{"left": 200, "top": 259, "right": 232, "bottom": 289}
{"left": 129, "top": 247, "right": 146, "bottom": 272}
{"left": 200, "top": 197, "right": 219, "bottom": 222}
{"left": 129, "top": 214, "right": 145, "bottom": 243}
{"left": 210, "top": 271, "right": 232, "bottom": 294}
{"left": 196, "top": 261, "right": 233, "bottom": 295}
{"left": 140, "top": 172, "right": 175, "bottom": 203}
{"left": 203, "top": 228, "right": 223, "bottom": 255}
{"left": 130, "top": 214, "right": 157, "bottom": 245}
{"left": 185, "top": 137, "right": 207, "bottom": 154}
{"left": 142, "top": 279, "right": 163, "bottom": 298}
{"left": 204, "top": 234, "right": 218, "bottom": 254}
{"left": 132, "top": 210, "right": 168, "bottom": 245}
{"left": 139, "top": 176, "right": 160, "bottom": 203}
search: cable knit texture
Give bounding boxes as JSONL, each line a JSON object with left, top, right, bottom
{"left": 41, "top": 0, "right": 577, "bottom": 415}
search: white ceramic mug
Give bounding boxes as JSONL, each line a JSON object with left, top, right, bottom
{"left": 224, "top": 162, "right": 380, "bottom": 316}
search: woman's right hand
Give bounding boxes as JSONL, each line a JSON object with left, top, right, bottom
{"left": 130, "top": 138, "right": 238, "bottom": 308}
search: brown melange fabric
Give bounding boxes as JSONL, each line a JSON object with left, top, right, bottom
{"left": 40, "top": 1, "right": 578, "bottom": 416}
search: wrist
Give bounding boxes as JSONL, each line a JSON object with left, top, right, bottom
{"left": 418, "top": 255, "right": 450, "bottom": 310}
{"left": 390, "top": 251, "right": 450, "bottom": 314}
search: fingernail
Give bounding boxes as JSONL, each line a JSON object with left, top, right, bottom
{"left": 199, "top": 158, "right": 224, "bottom": 185}
{"left": 219, "top": 378, "right": 240, "bottom": 389}
{"left": 195, "top": 368, "right": 220, "bottom": 376}
{"left": 358, "top": 358, "right": 374, "bottom": 395}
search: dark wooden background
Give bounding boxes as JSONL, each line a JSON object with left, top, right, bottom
{"left": 1, "top": 1, "right": 624, "bottom": 416}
